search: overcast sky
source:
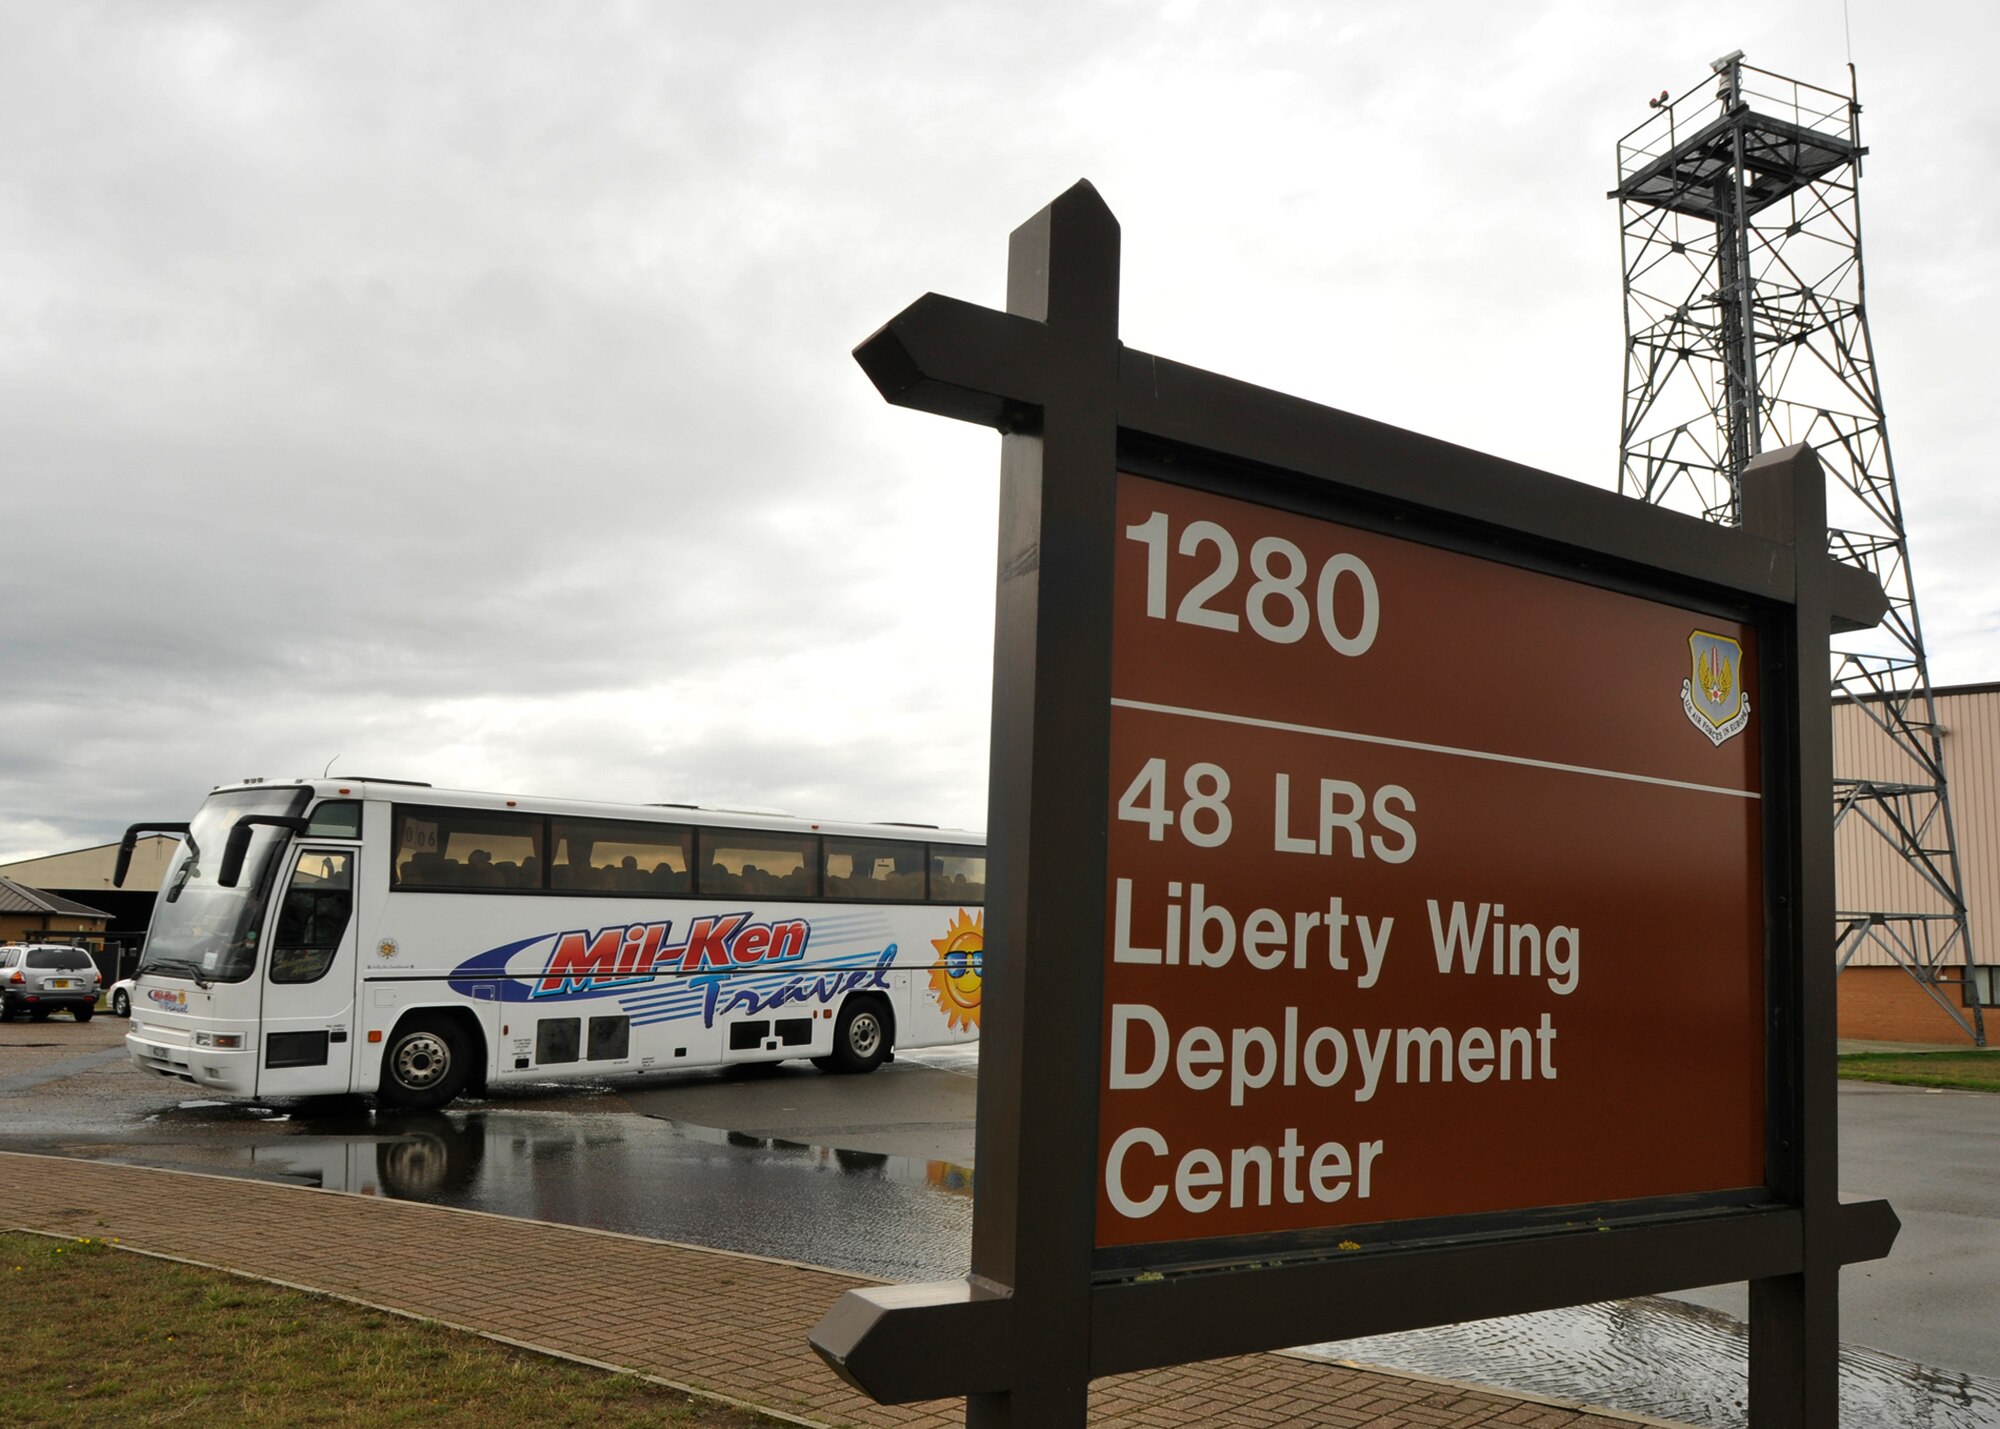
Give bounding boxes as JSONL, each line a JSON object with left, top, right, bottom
{"left": 5, "top": 0, "right": 1996, "bottom": 861}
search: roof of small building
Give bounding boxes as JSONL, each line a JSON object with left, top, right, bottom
{"left": 0, "top": 874, "right": 112, "bottom": 920}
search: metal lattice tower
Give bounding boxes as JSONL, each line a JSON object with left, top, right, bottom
{"left": 1612, "top": 52, "right": 1985, "bottom": 1044}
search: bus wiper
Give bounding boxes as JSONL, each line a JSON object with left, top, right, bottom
{"left": 144, "top": 957, "right": 212, "bottom": 990}
{"left": 162, "top": 835, "right": 206, "bottom": 905}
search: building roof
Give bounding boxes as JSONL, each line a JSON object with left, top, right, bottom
{"left": 0, "top": 832, "right": 173, "bottom": 871}
{"left": 1835, "top": 677, "right": 2000, "bottom": 705}
{"left": 0, "top": 874, "right": 112, "bottom": 921}
{"left": 0, "top": 833, "right": 181, "bottom": 894}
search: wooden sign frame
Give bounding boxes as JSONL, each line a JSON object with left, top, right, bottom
{"left": 810, "top": 181, "right": 1897, "bottom": 1429}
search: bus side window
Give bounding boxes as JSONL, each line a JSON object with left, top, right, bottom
{"left": 824, "top": 838, "right": 925, "bottom": 901}
{"left": 271, "top": 851, "right": 354, "bottom": 984}
{"left": 550, "top": 817, "right": 693, "bottom": 897}
{"left": 701, "top": 831, "right": 818, "bottom": 898}
{"left": 928, "top": 849, "right": 986, "bottom": 903}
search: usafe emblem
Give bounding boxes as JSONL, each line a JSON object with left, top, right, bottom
{"left": 1683, "top": 630, "right": 1751, "bottom": 746}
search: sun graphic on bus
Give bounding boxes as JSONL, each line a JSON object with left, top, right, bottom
{"left": 928, "top": 909, "right": 984, "bottom": 1032}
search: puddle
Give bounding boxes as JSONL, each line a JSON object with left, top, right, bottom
{"left": 1304, "top": 1296, "right": 2000, "bottom": 1428}
{"left": 18, "top": 1104, "right": 975, "bottom": 1283}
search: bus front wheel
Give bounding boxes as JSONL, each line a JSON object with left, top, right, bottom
{"left": 379, "top": 1016, "right": 471, "bottom": 1110}
{"left": 817, "top": 997, "right": 891, "bottom": 1075}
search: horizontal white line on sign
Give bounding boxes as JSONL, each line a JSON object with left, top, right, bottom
{"left": 1109, "top": 697, "right": 1762, "bottom": 801}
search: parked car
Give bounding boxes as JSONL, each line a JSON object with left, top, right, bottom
{"left": 0, "top": 944, "right": 102, "bottom": 1021}
{"left": 108, "top": 976, "right": 136, "bottom": 1018}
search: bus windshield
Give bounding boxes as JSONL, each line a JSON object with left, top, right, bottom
{"left": 139, "top": 788, "right": 310, "bottom": 985}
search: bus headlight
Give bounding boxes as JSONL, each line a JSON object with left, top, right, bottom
{"left": 193, "top": 1032, "right": 244, "bottom": 1049}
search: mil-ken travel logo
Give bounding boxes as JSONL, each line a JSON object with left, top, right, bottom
{"left": 1683, "top": 630, "right": 1751, "bottom": 746}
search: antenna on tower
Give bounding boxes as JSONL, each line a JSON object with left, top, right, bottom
{"left": 1611, "top": 54, "right": 1985, "bottom": 1044}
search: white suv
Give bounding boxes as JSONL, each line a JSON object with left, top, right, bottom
{"left": 0, "top": 944, "right": 103, "bottom": 1021}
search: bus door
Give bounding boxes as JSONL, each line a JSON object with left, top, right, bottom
{"left": 258, "top": 845, "right": 360, "bottom": 1096}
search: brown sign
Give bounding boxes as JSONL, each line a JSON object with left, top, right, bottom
{"left": 1099, "top": 472, "right": 1765, "bottom": 1246}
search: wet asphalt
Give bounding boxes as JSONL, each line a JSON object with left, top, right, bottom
{"left": 0, "top": 1012, "right": 978, "bottom": 1281}
{"left": 4, "top": 1013, "right": 1998, "bottom": 1427}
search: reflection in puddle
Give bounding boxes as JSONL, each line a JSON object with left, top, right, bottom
{"left": 58, "top": 1104, "right": 976, "bottom": 1283}
{"left": 1303, "top": 1296, "right": 2000, "bottom": 1429}
{"left": 675, "top": 1120, "right": 972, "bottom": 1198}
{"left": 230, "top": 1112, "right": 490, "bottom": 1200}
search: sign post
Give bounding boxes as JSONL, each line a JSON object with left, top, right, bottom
{"left": 811, "top": 181, "right": 1897, "bottom": 1428}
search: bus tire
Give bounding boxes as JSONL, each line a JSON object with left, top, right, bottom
{"left": 820, "top": 996, "right": 891, "bottom": 1075}
{"left": 379, "top": 1015, "right": 472, "bottom": 1110}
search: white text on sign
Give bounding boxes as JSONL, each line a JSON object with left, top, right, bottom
{"left": 1124, "top": 510, "right": 1380, "bottom": 653}
{"left": 1116, "top": 760, "right": 1417, "bottom": 859}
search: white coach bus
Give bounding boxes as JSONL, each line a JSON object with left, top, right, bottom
{"left": 116, "top": 778, "right": 985, "bottom": 1108}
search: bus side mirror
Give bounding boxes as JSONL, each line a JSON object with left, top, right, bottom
{"left": 218, "top": 826, "right": 254, "bottom": 889}
{"left": 115, "top": 822, "right": 190, "bottom": 888}
{"left": 218, "top": 816, "right": 310, "bottom": 888}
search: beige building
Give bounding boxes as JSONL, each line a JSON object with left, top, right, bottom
{"left": 0, "top": 834, "right": 178, "bottom": 895}
{"left": 0, "top": 874, "right": 110, "bottom": 946}
{"left": 1834, "top": 680, "right": 2000, "bottom": 1044}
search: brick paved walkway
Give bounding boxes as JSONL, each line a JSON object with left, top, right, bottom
{"left": 1, "top": 1152, "right": 1672, "bottom": 1427}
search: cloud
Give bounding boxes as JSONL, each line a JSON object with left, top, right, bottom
{"left": 4, "top": 0, "right": 1998, "bottom": 859}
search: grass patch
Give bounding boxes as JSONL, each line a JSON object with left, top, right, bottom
{"left": 1837, "top": 1049, "right": 2000, "bottom": 1093}
{"left": 1, "top": 1231, "right": 784, "bottom": 1426}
